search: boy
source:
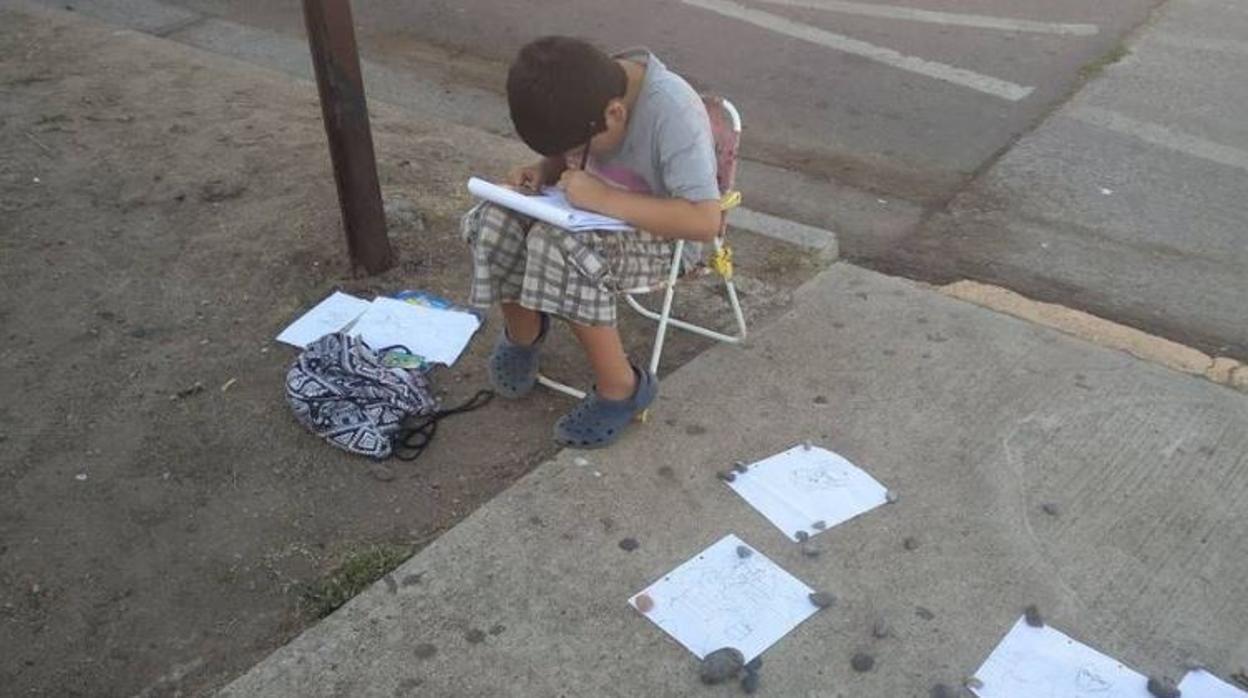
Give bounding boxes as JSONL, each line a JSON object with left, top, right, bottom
{"left": 462, "top": 36, "right": 721, "bottom": 449}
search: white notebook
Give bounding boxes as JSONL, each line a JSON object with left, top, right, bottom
{"left": 467, "top": 177, "right": 633, "bottom": 232}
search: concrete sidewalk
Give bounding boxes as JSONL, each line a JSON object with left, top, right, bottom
{"left": 222, "top": 264, "right": 1248, "bottom": 696}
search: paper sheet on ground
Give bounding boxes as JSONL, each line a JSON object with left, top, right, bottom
{"left": 348, "top": 297, "right": 481, "bottom": 366}
{"left": 727, "top": 445, "right": 888, "bottom": 541}
{"left": 276, "top": 291, "right": 371, "bottom": 348}
{"left": 971, "top": 617, "right": 1151, "bottom": 697}
{"left": 1179, "top": 670, "right": 1248, "bottom": 697}
{"left": 628, "top": 534, "right": 817, "bottom": 662}
{"left": 467, "top": 177, "right": 632, "bottom": 232}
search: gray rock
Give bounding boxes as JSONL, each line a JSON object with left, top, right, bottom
{"left": 717, "top": 470, "right": 737, "bottom": 482}
{"left": 368, "top": 464, "right": 396, "bottom": 482}
{"left": 813, "top": 395, "right": 829, "bottom": 404}
{"left": 618, "top": 537, "right": 640, "bottom": 552}
{"left": 1024, "top": 604, "right": 1044, "bottom": 628}
{"left": 1146, "top": 676, "right": 1181, "bottom": 698}
{"left": 464, "top": 628, "right": 486, "bottom": 644}
{"left": 489, "top": 624, "right": 506, "bottom": 636}
{"left": 700, "top": 647, "right": 745, "bottom": 684}
{"left": 1041, "top": 502, "right": 1060, "bottom": 516}
{"left": 886, "top": 489, "right": 900, "bottom": 504}
{"left": 851, "top": 652, "right": 876, "bottom": 672}
{"left": 742, "top": 671, "right": 761, "bottom": 694}
{"left": 916, "top": 606, "right": 936, "bottom": 621}
{"left": 872, "top": 617, "right": 892, "bottom": 639}
{"left": 736, "top": 545, "right": 753, "bottom": 559}
{"left": 795, "top": 530, "right": 809, "bottom": 542}
{"left": 903, "top": 536, "right": 920, "bottom": 551}
{"left": 745, "top": 657, "right": 763, "bottom": 672}
{"left": 812, "top": 520, "right": 827, "bottom": 530}
{"left": 383, "top": 197, "right": 427, "bottom": 232}
{"left": 964, "top": 677, "right": 984, "bottom": 690}
{"left": 809, "top": 591, "right": 836, "bottom": 608}
{"left": 733, "top": 461, "right": 749, "bottom": 473}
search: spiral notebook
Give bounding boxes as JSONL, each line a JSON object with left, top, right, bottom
{"left": 467, "top": 177, "right": 633, "bottom": 232}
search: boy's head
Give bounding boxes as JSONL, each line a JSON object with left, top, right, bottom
{"left": 507, "top": 36, "right": 629, "bottom": 160}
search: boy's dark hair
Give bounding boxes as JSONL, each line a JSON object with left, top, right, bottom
{"left": 507, "top": 36, "right": 627, "bottom": 156}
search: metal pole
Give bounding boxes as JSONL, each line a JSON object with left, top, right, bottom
{"left": 302, "top": 0, "right": 394, "bottom": 275}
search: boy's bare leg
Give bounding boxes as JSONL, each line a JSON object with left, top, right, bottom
{"left": 569, "top": 323, "right": 637, "bottom": 400}
{"left": 501, "top": 302, "right": 543, "bottom": 345}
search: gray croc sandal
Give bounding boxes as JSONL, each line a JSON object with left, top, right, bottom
{"left": 488, "top": 313, "right": 549, "bottom": 399}
{"left": 554, "top": 365, "right": 658, "bottom": 449}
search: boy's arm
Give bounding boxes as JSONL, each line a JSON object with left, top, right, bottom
{"left": 560, "top": 170, "right": 721, "bottom": 242}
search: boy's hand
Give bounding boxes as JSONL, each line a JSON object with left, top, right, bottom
{"left": 559, "top": 170, "right": 612, "bottom": 212}
{"left": 505, "top": 163, "right": 545, "bottom": 193}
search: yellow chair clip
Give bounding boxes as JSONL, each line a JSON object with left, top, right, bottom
{"left": 710, "top": 246, "right": 734, "bottom": 280}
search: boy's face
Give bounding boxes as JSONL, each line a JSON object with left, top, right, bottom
{"left": 563, "top": 98, "right": 629, "bottom": 168}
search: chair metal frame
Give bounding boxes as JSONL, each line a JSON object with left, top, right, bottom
{"left": 537, "top": 98, "right": 747, "bottom": 400}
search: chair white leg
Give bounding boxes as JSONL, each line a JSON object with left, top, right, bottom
{"left": 715, "top": 237, "right": 748, "bottom": 341}
{"left": 535, "top": 373, "right": 586, "bottom": 400}
{"left": 647, "top": 240, "right": 685, "bottom": 375}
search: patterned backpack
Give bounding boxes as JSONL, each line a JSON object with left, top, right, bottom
{"left": 285, "top": 332, "right": 437, "bottom": 459}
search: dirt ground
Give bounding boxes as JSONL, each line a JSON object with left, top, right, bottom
{"left": 0, "top": 6, "right": 825, "bottom": 696}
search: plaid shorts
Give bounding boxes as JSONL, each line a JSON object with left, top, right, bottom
{"left": 461, "top": 202, "right": 675, "bottom": 326}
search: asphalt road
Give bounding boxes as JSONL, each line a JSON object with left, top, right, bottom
{"left": 160, "top": 0, "right": 1158, "bottom": 201}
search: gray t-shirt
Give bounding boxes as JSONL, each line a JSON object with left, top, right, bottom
{"left": 592, "top": 49, "right": 720, "bottom": 203}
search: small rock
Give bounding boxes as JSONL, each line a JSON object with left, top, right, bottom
{"left": 489, "top": 623, "right": 506, "bottom": 636}
{"left": 618, "top": 537, "right": 639, "bottom": 552}
{"left": 175, "top": 382, "right": 205, "bottom": 399}
{"left": 717, "top": 470, "right": 736, "bottom": 482}
{"left": 700, "top": 647, "right": 745, "bottom": 684}
{"left": 1024, "top": 604, "right": 1044, "bottom": 628}
{"left": 736, "top": 545, "right": 753, "bottom": 559}
{"left": 368, "top": 464, "right": 396, "bottom": 482}
{"left": 413, "top": 643, "right": 437, "bottom": 659}
{"left": 795, "top": 530, "right": 809, "bottom": 542}
{"left": 930, "top": 683, "right": 955, "bottom": 698}
{"left": 741, "top": 671, "right": 760, "bottom": 694}
{"left": 464, "top": 628, "right": 486, "bottom": 644}
{"left": 964, "top": 676, "right": 984, "bottom": 690}
{"left": 872, "top": 617, "right": 892, "bottom": 639}
{"left": 851, "top": 652, "right": 875, "bottom": 672}
{"left": 915, "top": 606, "right": 935, "bottom": 621}
{"left": 745, "top": 656, "right": 763, "bottom": 672}
{"left": 1041, "top": 502, "right": 1060, "bottom": 517}
{"left": 885, "top": 489, "right": 900, "bottom": 504}
{"left": 573, "top": 456, "right": 590, "bottom": 467}
{"left": 813, "top": 395, "right": 829, "bottom": 405}
{"left": 812, "top": 520, "right": 827, "bottom": 530}
{"left": 803, "top": 440, "right": 814, "bottom": 451}
{"left": 903, "top": 536, "right": 920, "bottom": 551}
{"left": 634, "top": 594, "right": 654, "bottom": 613}
{"left": 75, "top": 473, "right": 88, "bottom": 482}
{"left": 1146, "top": 676, "right": 1181, "bottom": 698}
{"left": 733, "top": 461, "right": 749, "bottom": 473}
{"left": 809, "top": 591, "right": 836, "bottom": 608}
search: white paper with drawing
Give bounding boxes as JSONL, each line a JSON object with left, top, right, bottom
{"left": 972, "top": 617, "right": 1150, "bottom": 697}
{"left": 1179, "top": 670, "right": 1248, "bottom": 697}
{"left": 628, "top": 534, "right": 817, "bottom": 662}
{"left": 467, "top": 177, "right": 633, "bottom": 232}
{"left": 348, "top": 297, "right": 480, "bottom": 366}
{"left": 276, "top": 291, "right": 371, "bottom": 348}
{"left": 727, "top": 445, "right": 888, "bottom": 541}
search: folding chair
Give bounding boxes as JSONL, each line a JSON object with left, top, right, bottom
{"left": 536, "top": 96, "right": 748, "bottom": 400}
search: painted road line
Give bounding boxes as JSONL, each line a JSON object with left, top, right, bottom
{"left": 759, "top": 0, "right": 1098, "bottom": 36}
{"left": 1068, "top": 105, "right": 1248, "bottom": 173}
{"left": 682, "top": 0, "right": 1035, "bottom": 101}
{"left": 730, "top": 206, "right": 839, "bottom": 259}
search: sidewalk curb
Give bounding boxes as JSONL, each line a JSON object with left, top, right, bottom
{"left": 941, "top": 279, "right": 1248, "bottom": 393}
